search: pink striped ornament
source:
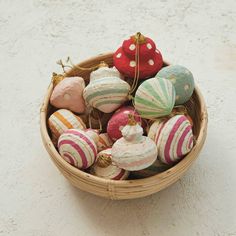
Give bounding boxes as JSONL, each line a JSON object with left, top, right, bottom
{"left": 58, "top": 129, "right": 98, "bottom": 169}
{"left": 90, "top": 149, "right": 129, "bottom": 180}
{"left": 97, "top": 133, "right": 113, "bottom": 152}
{"left": 148, "top": 115, "right": 194, "bottom": 164}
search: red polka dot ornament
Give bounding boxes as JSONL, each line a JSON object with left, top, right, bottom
{"left": 113, "top": 32, "right": 163, "bottom": 80}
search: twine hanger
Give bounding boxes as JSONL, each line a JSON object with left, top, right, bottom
{"left": 128, "top": 32, "right": 145, "bottom": 95}
{"left": 88, "top": 108, "right": 103, "bottom": 132}
{"left": 57, "top": 57, "right": 107, "bottom": 74}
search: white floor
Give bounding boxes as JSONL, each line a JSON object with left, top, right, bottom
{"left": 0, "top": 1, "right": 236, "bottom": 235}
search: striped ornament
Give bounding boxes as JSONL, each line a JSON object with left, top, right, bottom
{"left": 48, "top": 109, "right": 86, "bottom": 142}
{"left": 149, "top": 115, "right": 194, "bottom": 165}
{"left": 83, "top": 66, "right": 130, "bottom": 113}
{"left": 90, "top": 149, "right": 129, "bottom": 180}
{"left": 58, "top": 129, "right": 97, "bottom": 169}
{"left": 97, "top": 133, "right": 113, "bottom": 152}
{"left": 134, "top": 77, "right": 175, "bottom": 119}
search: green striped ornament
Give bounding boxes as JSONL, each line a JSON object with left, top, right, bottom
{"left": 83, "top": 67, "right": 130, "bottom": 113}
{"left": 134, "top": 77, "right": 175, "bottom": 119}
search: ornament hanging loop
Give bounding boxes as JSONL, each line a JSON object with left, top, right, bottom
{"left": 56, "top": 57, "right": 109, "bottom": 75}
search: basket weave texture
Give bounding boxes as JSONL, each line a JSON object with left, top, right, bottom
{"left": 40, "top": 53, "right": 208, "bottom": 200}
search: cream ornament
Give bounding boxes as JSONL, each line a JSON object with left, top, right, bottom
{"left": 90, "top": 148, "right": 129, "bottom": 180}
{"left": 112, "top": 115, "right": 158, "bottom": 171}
{"left": 83, "top": 62, "right": 130, "bottom": 113}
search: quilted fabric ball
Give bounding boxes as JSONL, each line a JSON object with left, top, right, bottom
{"left": 156, "top": 65, "right": 194, "bottom": 105}
{"left": 113, "top": 32, "right": 163, "bottom": 79}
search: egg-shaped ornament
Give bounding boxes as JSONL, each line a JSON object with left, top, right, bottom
{"left": 107, "top": 106, "right": 142, "bottom": 141}
{"left": 90, "top": 148, "right": 129, "bottom": 180}
{"left": 83, "top": 62, "right": 130, "bottom": 113}
{"left": 97, "top": 133, "right": 113, "bottom": 152}
{"left": 50, "top": 74, "right": 86, "bottom": 113}
{"left": 112, "top": 115, "right": 158, "bottom": 171}
{"left": 58, "top": 129, "right": 99, "bottom": 169}
{"left": 48, "top": 109, "right": 86, "bottom": 144}
{"left": 156, "top": 65, "right": 194, "bottom": 105}
{"left": 149, "top": 115, "right": 194, "bottom": 165}
{"left": 134, "top": 77, "right": 175, "bottom": 119}
{"left": 113, "top": 32, "right": 163, "bottom": 79}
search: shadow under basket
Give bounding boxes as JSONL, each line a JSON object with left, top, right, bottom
{"left": 40, "top": 52, "right": 208, "bottom": 200}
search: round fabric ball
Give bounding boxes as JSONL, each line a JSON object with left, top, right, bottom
{"left": 107, "top": 106, "right": 142, "bottom": 141}
{"left": 58, "top": 129, "right": 97, "bottom": 169}
{"left": 156, "top": 65, "right": 194, "bottom": 105}
{"left": 48, "top": 109, "right": 86, "bottom": 143}
{"left": 90, "top": 149, "right": 129, "bottom": 180}
{"left": 134, "top": 77, "right": 175, "bottom": 119}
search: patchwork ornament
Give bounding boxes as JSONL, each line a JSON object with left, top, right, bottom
{"left": 50, "top": 76, "right": 86, "bottom": 113}
{"left": 148, "top": 115, "right": 194, "bottom": 165}
{"left": 156, "top": 65, "right": 194, "bottom": 105}
{"left": 107, "top": 106, "right": 142, "bottom": 141}
{"left": 83, "top": 62, "right": 130, "bottom": 113}
{"left": 48, "top": 109, "right": 86, "bottom": 143}
{"left": 113, "top": 32, "right": 163, "bottom": 79}
{"left": 90, "top": 148, "right": 129, "bottom": 180}
{"left": 58, "top": 129, "right": 99, "bottom": 169}
{"left": 134, "top": 77, "right": 175, "bottom": 119}
{"left": 97, "top": 133, "right": 113, "bottom": 152}
{"left": 130, "top": 159, "right": 170, "bottom": 179}
{"left": 112, "top": 115, "right": 157, "bottom": 171}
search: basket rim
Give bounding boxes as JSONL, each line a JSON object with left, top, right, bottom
{"left": 40, "top": 52, "right": 208, "bottom": 187}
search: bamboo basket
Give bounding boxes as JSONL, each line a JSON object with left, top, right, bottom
{"left": 40, "top": 52, "right": 208, "bottom": 200}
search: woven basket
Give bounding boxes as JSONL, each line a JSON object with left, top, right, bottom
{"left": 40, "top": 52, "right": 208, "bottom": 200}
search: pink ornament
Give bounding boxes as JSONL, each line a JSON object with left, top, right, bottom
{"left": 50, "top": 77, "right": 86, "bottom": 113}
{"left": 107, "top": 106, "right": 142, "bottom": 141}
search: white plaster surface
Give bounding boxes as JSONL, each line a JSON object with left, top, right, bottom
{"left": 0, "top": 1, "right": 236, "bottom": 235}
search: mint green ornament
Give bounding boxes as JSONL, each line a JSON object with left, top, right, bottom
{"left": 155, "top": 65, "right": 194, "bottom": 105}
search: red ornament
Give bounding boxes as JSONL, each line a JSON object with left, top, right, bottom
{"left": 107, "top": 106, "right": 142, "bottom": 141}
{"left": 113, "top": 32, "right": 163, "bottom": 80}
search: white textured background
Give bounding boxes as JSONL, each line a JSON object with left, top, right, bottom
{"left": 0, "top": 1, "right": 236, "bottom": 235}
